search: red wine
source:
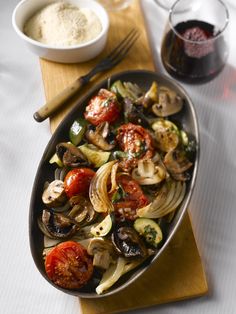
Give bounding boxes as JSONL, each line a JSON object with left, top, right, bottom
{"left": 161, "top": 20, "right": 228, "bottom": 83}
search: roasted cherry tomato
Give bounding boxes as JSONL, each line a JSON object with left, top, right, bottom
{"left": 64, "top": 168, "right": 95, "bottom": 198}
{"left": 84, "top": 89, "right": 120, "bottom": 126}
{"left": 45, "top": 241, "right": 93, "bottom": 289}
{"left": 111, "top": 174, "right": 149, "bottom": 221}
{"left": 116, "top": 123, "right": 154, "bottom": 171}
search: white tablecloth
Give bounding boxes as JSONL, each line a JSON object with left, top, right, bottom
{"left": 1, "top": 1, "right": 236, "bottom": 313}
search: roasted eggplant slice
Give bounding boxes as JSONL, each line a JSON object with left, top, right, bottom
{"left": 56, "top": 142, "right": 90, "bottom": 167}
{"left": 112, "top": 226, "right": 147, "bottom": 258}
{"left": 40, "top": 210, "right": 77, "bottom": 239}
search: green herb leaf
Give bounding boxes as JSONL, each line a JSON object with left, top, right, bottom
{"left": 143, "top": 225, "right": 158, "bottom": 247}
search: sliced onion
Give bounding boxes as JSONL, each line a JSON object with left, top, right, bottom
{"left": 164, "top": 182, "right": 186, "bottom": 214}
{"left": 123, "top": 257, "right": 144, "bottom": 273}
{"left": 54, "top": 168, "right": 61, "bottom": 181}
{"left": 89, "top": 160, "right": 117, "bottom": 213}
{"left": 153, "top": 182, "right": 186, "bottom": 218}
{"left": 54, "top": 167, "right": 68, "bottom": 181}
{"left": 154, "top": 181, "right": 182, "bottom": 217}
{"left": 96, "top": 257, "right": 126, "bottom": 295}
{"left": 59, "top": 167, "right": 68, "bottom": 181}
{"left": 43, "top": 247, "right": 54, "bottom": 258}
{"left": 43, "top": 238, "right": 92, "bottom": 257}
{"left": 109, "top": 162, "right": 119, "bottom": 194}
{"left": 137, "top": 180, "right": 186, "bottom": 218}
{"left": 52, "top": 200, "right": 71, "bottom": 213}
{"left": 96, "top": 256, "right": 143, "bottom": 295}
{"left": 152, "top": 152, "right": 161, "bottom": 163}
{"left": 72, "top": 238, "right": 92, "bottom": 249}
{"left": 137, "top": 183, "right": 169, "bottom": 217}
{"left": 141, "top": 180, "right": 175, "bottom": 216}
{"left": 72, "top": 223, "right": 99, "bottom": 241}
{"left": 44, "top": 236, "right": 60, "bottom": 248}
{"left": 153, "top": 181, "right": 177, "bottom": 213}
{"left": 37, "top": 218, "right": 55, "bottom": 239}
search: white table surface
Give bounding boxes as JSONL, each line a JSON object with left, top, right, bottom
{"left": 1, "top": 0, "right": 236, "bottom": 313}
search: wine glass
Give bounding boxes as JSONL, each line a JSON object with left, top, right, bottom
{"left": 160, "top": 0, "right": 229, "bottom": 84}
{"left": 154, "top": 0, "right": 179, "bottom": 11}
{"left": 97, "top": 0, "right": 133, "bottom": 11}
{"left": 153, "top": 0, "right": 193, "bottom": 12}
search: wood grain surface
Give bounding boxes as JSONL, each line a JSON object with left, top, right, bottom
{"left": 79, "top": 213, "right": 208, "bottom": 314}
{"left": 40, "top": 0, "right": 154, "bottom": 133}
{"left": 39, "top": 1, "right": 208, "bottom": 313}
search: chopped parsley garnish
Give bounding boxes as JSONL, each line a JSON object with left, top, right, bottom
{"left": 112, "top": 184, "right": 127, "bottom": 204}
{"left": 143, "top": 225, "right": 158, "bottom": 247}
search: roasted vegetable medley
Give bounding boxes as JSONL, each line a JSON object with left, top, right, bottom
{"left": 38, "top": 80, "right": 196, "bottom": 294}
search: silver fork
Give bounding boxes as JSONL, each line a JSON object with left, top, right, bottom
{"left": 34, "top": 29, "right": 140, "bottom": 122}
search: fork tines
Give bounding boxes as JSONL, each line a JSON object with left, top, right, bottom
{"left": 107, "top": 29, "right": 140, "bottom": 65}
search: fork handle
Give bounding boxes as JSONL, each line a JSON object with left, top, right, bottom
{"left": 33, "top": 76, "right": 88, "bottom": 122}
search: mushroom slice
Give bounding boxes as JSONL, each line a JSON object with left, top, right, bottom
{"left": 111, "top": 226, "right": 147, "bottom": 258}
{"left": 86, "top": 122, "right": 116, "bottom": 151}
{"left": 68, "top": 195, "right": 96, "bottom": 225}
{"left": 132, "top": 159, "right": 166, "bottom": 185}
{"left": 56, "top": 142, "right": 90, "bottom": 168}
{"left": 152, "top": 86, "right": 183, "bottom": 117}
{"left": 42, "top": 180, "right": 67, "bottom": 208}
{"left": 87, "top": 237, "right": 115, "bottom": 270}
{"left": 40, "top": 210, "right": 77, "bottom": 239}
{"left": 164, "top": 149, "right": 193, "bottom": 180}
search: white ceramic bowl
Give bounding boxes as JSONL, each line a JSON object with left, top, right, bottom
{"left": 12, "top": 0, "right": 109, "bottom": 63}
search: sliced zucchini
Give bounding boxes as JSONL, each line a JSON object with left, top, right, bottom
{"left": 134, "top": 218, "right": 163, "bottom": 248}
{"left": 111, "top": 80, "right": 141, "bottom": 101}
{"left": 91, "top": 214, "right": 113, "bottom": 237}
{"left": 151, "top": 119, "right": 179, "bottom": 133}
{"left": 79, "top": 144, "right": 110, "bottom": 168}
{"left": 69, "top": 118, "right": 87, "bottom": 146}
{"left": 152, "top": 119, "right": 180, "bottom": 152}
{"left": 111, "top": 80, "right": 129, "bottom": 99}
{"left": 49, "top": 153, "right": 63, "bottom": 167}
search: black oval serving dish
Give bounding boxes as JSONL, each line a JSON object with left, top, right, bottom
{"left": 29, "top": 70, "right": 199, "bottom": 298}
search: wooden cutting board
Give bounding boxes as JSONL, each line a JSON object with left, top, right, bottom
{"left": 40, "top": 0, "right": 154, "bottom": 133}
{"left": 39, "top": 0, "right": 208, "bottom": 313}
{"left": 78, "top": 213, "right": 208, "bottom": 314}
